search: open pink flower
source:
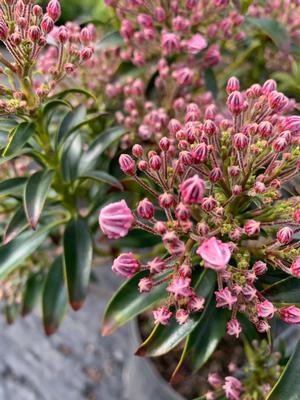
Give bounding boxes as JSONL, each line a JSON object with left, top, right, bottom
{"left": 186, "top": 33, "right": 207, "bottom": 54}
{"left": 167, "top": 277, "right": 193, "bottom": 299}
{"left": 197, "top": 237, "right": 231, "bottom": 270}
{"left": 215, "top": 288, "right": 237, "bottom": 310}
{"left": 99, "top": 200, "right": 134, "bottom": 239}
{"left": 153, "top": 306, "right": 172, "bottom": 325}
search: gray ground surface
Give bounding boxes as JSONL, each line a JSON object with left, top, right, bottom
{"left": 0, "top": 266, "right": 132, "bottom": 400}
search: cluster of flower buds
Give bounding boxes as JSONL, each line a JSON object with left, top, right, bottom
{"left": 104, "top": 0, "right": 245, "bottom": 67}
{"left": 204, "top": 340, "right": 282, "bottom": 400}
{"left": 248, "top": 0, "right": 300, "bottom": 71}
{"left": 0, "top": 0, "right": 95, "bottom": 114}
{"left": 99, "top": 77, "right": 300, "bottom": 334}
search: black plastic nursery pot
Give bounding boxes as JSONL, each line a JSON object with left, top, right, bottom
{"left": 123, "top": 320, "right": 185, "bottom": 400}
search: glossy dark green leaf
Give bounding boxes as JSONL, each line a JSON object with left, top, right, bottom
{"left": 78, "top": 170, "right": 123, "bottom": 190}
{"left": 96, "top": 31, "right": 123, "bottom": 50}
{"left": 42, "top": 99, "right": 71, "bottom": 115}
{"left": 0, "top": 228, "right": 49, "bottom": 280}
{"left": 136, "top": 269, "right": 216, "bottom": 357}
{"left": 3, "top": 206, "right": 28, "bottom": 244}
{"left": 102, "top": 270, "right": 171, "bottom": 336}
{"left": 0, "top": 177, "right": 27, "bottom": 197}
{"left": 79, "top": 126, "right": 127, "bottom": 173}
{"left": 61, "top": 133, "right": 82, "bottom": 182}
{"left": 248, "top": 17, "right": 290, "bottom": 52}
{"left": 3, "top": 122, "right": 35, "bottom": 157}
{"left": 267, "top": 340, "right": 300, "bottom": 399}
{"left": 63, "top": 218, "right": 93, "bottom": 311}
{"left": 184, "top": 304, "right": 228, "bottom": 371}
{"left": 22, "top": 271, "right": 45, "bottom": 316}
{"left": 66, "top": 112, "right": 110, "bottom": 136}
{"left": 262, "top": 277, "right": 300, "bottom": 306}
{"left": 54, "top": 88, "right": 96, "bottom": 101}
{"left": 42, "top": 256, "right": 68, "bottom": 335}
{"left": 24, "top": 170, "right": 54, "bottom": 229}
{"left": 57, "top": 105, "right": 86, "bottom": 145}
{"left": 204, "top": 69, "right": 218, "bottom": 99}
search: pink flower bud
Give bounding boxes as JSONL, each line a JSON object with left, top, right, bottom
{"left": 180, "top": 175, "right": 205, "bottom": 204}
{"left": 80, "top": 47, "right": 94, "bottom": 61}
{"left": 262, "top": 79, "right": 277, "bottom": 95}
{"left": 227, "top": 319, "right": 242, "bottom": 338}
{"left": 132, "top": 144, "right": 143, "bottom": 158}
{"left": 197, "top": 237, "right": 231, "bottom": 271}
{"left": 137, "top": 198, "right": 154, "bottom": 220}
{"left": 161, "top": 32, "right": 180, "bottom": 55}
{"left": 46, "top": 0, "right": 61, "bottom": 22}
{"left": 175, "top": 202, "right": 190, "bottom": 221}
{"left": 272, "top": 137, "right": 287, "bottom": 152}
{"left": 188, "top": 295, "right": 205, "bottom": 312}
{"left": 154, "top": 7, "right": 166, "bottom": 22}
{"left": 138, "top": 160, "right": 148, "bottom": 171}
{"left": 119, "top": 154, "right": 135, "bottom": 176}
{"left": 277, "top": 227, "right": 293, "bottom": 244}
{"left": 168, "top": 118, "right": 182, "bottom": 135}
{"left": 268, "top": 91, "right": 288, "bottom": 112}
{"left": 202, "top": 196, "right": 217, "bottom": 211}
{"left": 228, "top": 166, "right": 240, "bottom": 177}
{"left": 28, "top": 26, "right": 41, "bottom": 42}
{"left": 215, "top": 288, "right": 237, "bottom": 310}
{"left": 80, "top": 27, "right": 92, "bottom": 44}
{"left": 233, "top": 132, "right": 249, "bottom": 150}
{"left": 112, "top": 252, "right": 140, "bottom": 278}
{"left": 227, "top": 91, "right": 244, "bottom": 115}
{"left": 176, "top": 309, "right": 190, "bottom": 325}
{"left": 203, "top": 119, "right": 217, "bottom": 135}
{"left": 159, "top": 137, "right": 170, "bottom": 151}
{"left": 192, "top": 143, "right": 209, "bottom": 163}
{"left": 291, "top": 259, "right": 300, "bottom": 278}
{"left": 41, "top": 15, "right": 54, "bottom": 34}
{"left": 33, "top": 5, "right": 43, "bottom": 16}
{"left": 256, "top": 320, "right": 270, "bottom": 333}
{"left": 242, "top": 284, "right": 257, "bottom": 301}
{"left": 280, "top": 305, "right": 300, "bottom": 324}
{"left": 256, "top": 300, "right": 275, "bottom": 319}
{"left": 232, "top": 185, "right": 242, "bottom": 195}
{"left": 186, "top": 33, "right": 207, "bottom": 54}
{"left": 99, "top": 200, "right": 134, "bottom": 239}
{"left": 57, "top": 26, "right": 69, "bottom": 43}
{"left": 153, "top": 306, "right": 172, "bottom": 325}
{"left": 226, "top": 77, "right": 240, "bottom": 95}
{"left": 138, "top": 277, "right": 153, "bottom": 293}
{"left": 154, "top": 221, "right": 167, "bottom": 235}
{"left": 167, "top": 276, "right": 192, "bottom": 299}
{"left": 159, "top": 193, "right": 174, "bottom": 208}
{"left": 209, "top": 167, "right": 222, "bottom": 183}
{"left": 294, "top": 209, "right": 300, "bottom": 223}
{"left": 244, "top": 220, "right": 260, "bottom": 236}
{"left": 253, "top": 261, "right": 267, "bottom": 276}
{"left": 149, "top": 154, "right": 162, "bottom": 170}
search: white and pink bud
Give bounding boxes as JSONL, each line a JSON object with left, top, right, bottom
{"left": 256, "top": 300, "right": 276, "bottom": 319}
{"left": 119, "top": 154, "right": 136, "bottom": 176}
{"left": 253, "top": 261, "right": 268, "bottom": 276}
{"left": 137, "top": 198, "right": 155, "bottom": 220}
{"left": 277, "top": 227, "right": 293, "bottom": 244}
{"left": 112, "top": 252, "right": 140, "bottom": 278}
{"left": 99, "top": 200, "right": 134, "bottom": 239}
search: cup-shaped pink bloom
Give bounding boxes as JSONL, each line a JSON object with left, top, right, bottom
{"left": 180, "top": 174, "right": 205, "bottom": 204}
{"left": 153, "top": 306, "right": 172, "bottom": 325}
{"left": 197, "top": 237, "right": 231, "bottom": 271}
{"left": 280, "top": 306, "right": 300, "bottom": 324}
{"left": 186, "top": 33, "right": 207, "bottom": 54}
{"left": 99, "top": 200, "right": 134, "bottom": 239}
{"left": 223, "top": 376, "right": 242, "bottom": 400}
{"left": 256, "top": 300, "right": 275, "bottom": 319}
{"left": 112, "top": 252, "right": 140, "bottom": 278}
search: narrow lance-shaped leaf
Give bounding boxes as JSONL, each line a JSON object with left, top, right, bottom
{"left": 0, "top": 177, "right": 27, "bottom": 197}
{"left": 77, "top": 170, "right": 123, "bottom": 191}
{"left": 267, "top": 340, "right": 300, "bottom": 399}
{"left": 22, "top": 271, "right": 45, "bottom": 316}
{"left": 24, "top": 170, "right": 54, "bottom": 229}
{"left": 63, "top": 218, "right": 93, "bottom": 311}
{"left": 57, "top": 105, "right": 87, "bottom": 145}
{"left": 3, "top": 206, "right": 28, "bottom": 244}
{"left": 262, "top": 277, "right": 300, "bottom": 306}
{"left": 102, "top": 270, "right": 171, "bottom": 336}
{"left": 42, "top": 256, "right": 68, "bottom": 336}
{"left": 136, "top": 269, "right": 216, "bottom": 357}
{"left": 3, "top": 122, "right": 35, "bottom": 157}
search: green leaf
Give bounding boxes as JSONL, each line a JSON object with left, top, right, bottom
{"left": 247, "top": 17, "right": 290, "bottom": 52}
{"left": 77, "top": 170, "right": 123, "bottom": 190}
{"left": 96, "top": 31, "right": 123, "bottom": 50}
{"left": 57, "top": 105, "right": 87, "bottom": 145}
{"left": 60, "top": 133, "right": 82, "bottom": 182}
{"left": 24, "top": 170, "right": 54, "bottom": 229}
{"left": 0, "top": 177, "right": 27, "bottom": 197}
{"left": 102, "top": 270, "right": 171, "bottom": 336}
{"left": 22, "top": 271, "right": 45, "bottom": 316}
{"left": 262, "top": 277, "right": 300, "bottom": 306}
{"left": 267, "top": 340, "right": 300, "bottom": 399}
{"left": 5, "top": 303, "right": 21, "bottom": 324}
{"left": 136, "top": 269, "right": 216, "bottom": 357}
{"left": 0, "top": 228, "right": 49, "bottom": 280}
{"left": 63, "top": 218, "right": 93, "bottom": 311}
{"left": 66, "top": 112, "right": 110, "bottom": 136}
{"left": 3, "top": 122, "right": 35, "bottom": 157}
{"left": 54, "top": 88, "right": 96, "bottom": 102}
{"left": 184, "top": 303, "right": 228, "bottom": 371}
{"left": 42, "top": 99, "right": 72, "bottom": 115}
{"left": 42, "top": 256, "right": 68, "bottom": 335}
{"left": 3, "top": 206, "right": 28, "bottom": 244}
{"left": 79, "top": 126, "right": 127, "bottom": 173}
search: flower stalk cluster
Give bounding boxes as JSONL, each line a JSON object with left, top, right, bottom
{"left": 99, "top": 78, "right": 300, "bottom": 335}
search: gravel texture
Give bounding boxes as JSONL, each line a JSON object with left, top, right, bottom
{"left": 0, "top": 266, "right": 132, "bottom": 400}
